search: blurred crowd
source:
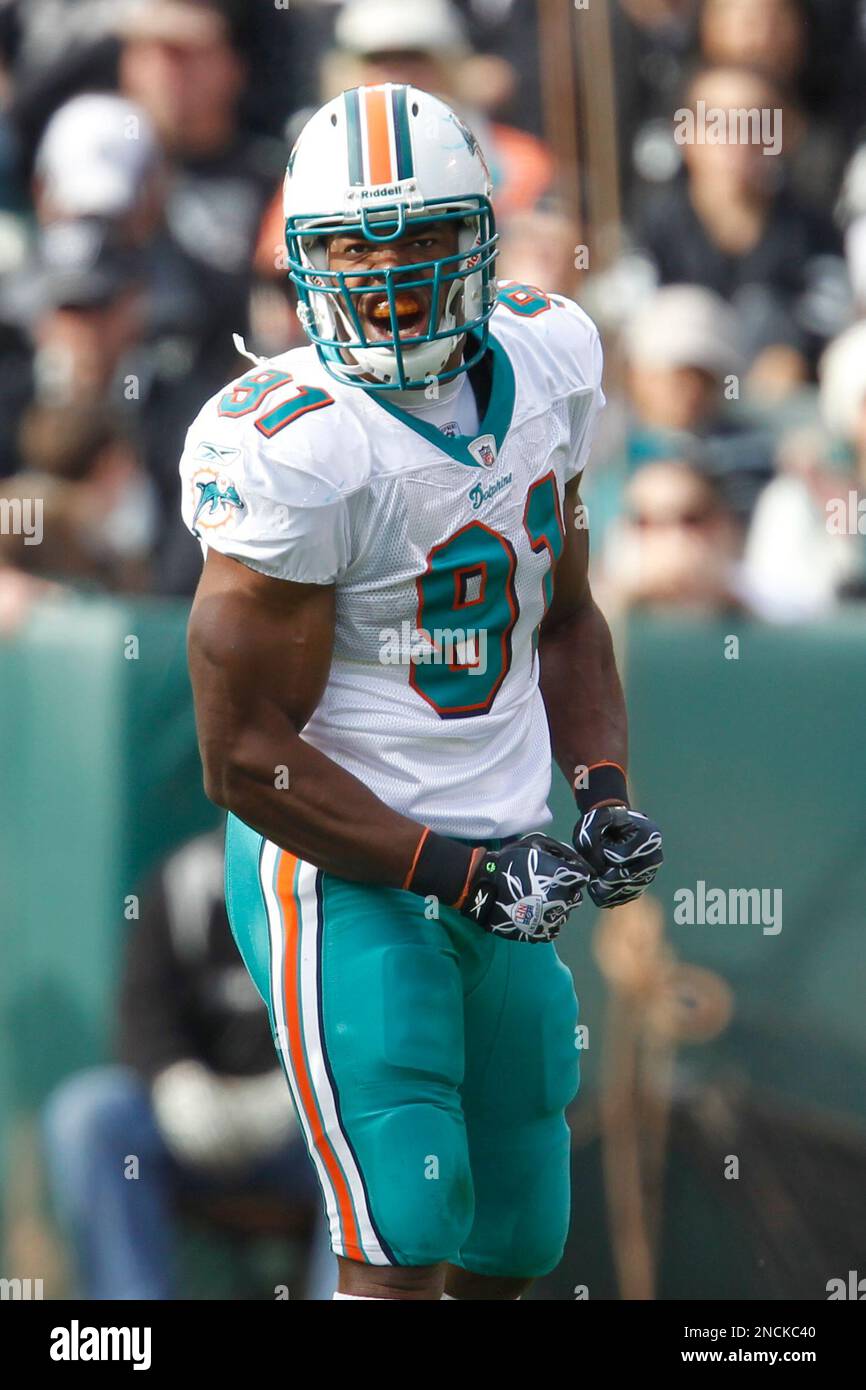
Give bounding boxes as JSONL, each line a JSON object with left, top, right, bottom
{"left": 42, "top": 828, "right": 337, "bottom": 1299}
{"left": 1, "top": 0, "right": 866, "bottom": 622}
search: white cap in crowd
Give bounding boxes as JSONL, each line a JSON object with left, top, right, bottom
{"left": 112, "top": 0, "right": 229, "bottom": 45}
{"left": 35, "top": 94, "right": 160, "bottom": 220}
{"left": 819, "top": 320, "right": 866, "bottom": 443}
{"left": 335, "top": 0, "right": 468, "bottom": 56}
{"left": 623, "top": 284, "right": 743, "bottom": 379}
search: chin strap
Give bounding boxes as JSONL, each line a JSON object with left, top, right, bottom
{"left": 232, "top": 333, "right": 270, "bottom": 368}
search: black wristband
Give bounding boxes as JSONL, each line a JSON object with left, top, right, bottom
{"left": 574, "top": 761, "right": 629, "bottom": 816}
{"left": 404, "top": 829, "right": 477, "bottom": 907}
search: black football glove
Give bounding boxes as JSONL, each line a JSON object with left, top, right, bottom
{"left": 461, "top": 833, "right": 593, "bottom": 943}
{"left": 574, "top": 805, "right": 664, "bottom": 909}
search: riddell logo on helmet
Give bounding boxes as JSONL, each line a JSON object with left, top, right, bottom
{"left": 361, "top": 184, "right": 404, "bottom": 199}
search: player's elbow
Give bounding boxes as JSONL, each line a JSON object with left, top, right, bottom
{"left": 198, "top": 739, "right": 253, "bottom": 816}
{"left": 199, "top": 724, "right": 292, "bottom": 824}
{"left": 201, "top": 757, "right": 234, "bottom": 812}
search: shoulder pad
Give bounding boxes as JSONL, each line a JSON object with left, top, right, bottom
{"left": 491, "top": 282, "right": 603, "bottom": 403}
{"left": 181, "top": 345, "right": 377, "bottom": 509}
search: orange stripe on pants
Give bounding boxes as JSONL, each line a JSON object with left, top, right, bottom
{"left": 275, "top": 851, "right": 365, "bottom": 1261}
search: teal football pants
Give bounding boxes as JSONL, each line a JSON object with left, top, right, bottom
{"left": 225, "top": 812, "right": 580, "bottom": 1276}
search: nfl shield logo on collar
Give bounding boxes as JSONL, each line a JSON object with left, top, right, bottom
{"left": 469, "top": 434, "right": 497, "bottom": 468}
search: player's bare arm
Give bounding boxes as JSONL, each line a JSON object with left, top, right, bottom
{"left": 188, "top": 547, "right": 424, "bottom": 885}
{"left": 189, "top": 547, "right": 585, "bottom": 938}
{"left": 538, "top": 473, "right": 628, "bottom": 786}
{"left": 540, "top": 473, "right": 664, "bottom": 907}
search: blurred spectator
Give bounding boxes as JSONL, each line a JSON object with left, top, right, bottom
{"left": 611, "top": 0, "right": 700, "bottom": 213}
{"left": 0, "top": 281, "right": 33, "bottom": 477}
{"left": 0, "top": 0, "right": 862, "bottom": 621}
{"left": 496, "top": 209, "right": 585, "bottom": 300}
{"left": 596, "top": 456, "right": 748, "bottom": 616}
{"left": 1, "top": 214, "right": 151, "bottom": 497}
{"left": 41, "top": 829, "right": 335, "bottom": 1300}
{"left": 582, "top": 285, "right": 774, "bottom": 563}
{"left": 820, "top": 321, "right": 866, "bottom": 481}
{"left": 0, "top": 403, "right": 155, "bottom": 591}
{"left": 2, "top": 2, "right": 286, "bottom": 593}
{"left": 113, "top": 2, "right": 284, "bottom": 593}
{"left": 612, "top": 0, "right": 866, "bottom": 214}
{"left": 698, "top": 0, "right": 866, "bottom": 203}
{"left": 113, "top": 0, "right": 278, "bottom": 371}
{"left": 742, "top": 320, "right": 866, "bottom": 615}
{"left": 0, "top": 96, "right": 160, "bottom": 476}
{"left": 623, "top": 283, "right": 743, "bottom": 436}
{"left": 699, "top": 0, "right": 806, "bottom": 94}
{"left": 28, "top": 219, "right": 147, "bottom": 399}
{"left": 451, "top": 0, "right": 545, "bottom": 139}
{"left": 837, "top": 143, "right": 866, "bottom": 314}
{"left": 118, "top": 0, "right": 244, "bottom": 161}
{"left": 634, "top": 66, "right": 850, "bottom": 384}
{"left": 6, "top": 1, "right": 119, "bottom": 84}
{"left": 328, "top": 0, "right": 472, "bottom": 98}
{"left": 0, "top": 1, "right": 120, "bottom": 208}
{"left": 1, "top": 0, "right": 328, "bottom": 162}
{"left": 33, "top": 92, "right": 163, "bottom": 238}
{"left": 326, "top": 0, "right": 553, "bottom": 218}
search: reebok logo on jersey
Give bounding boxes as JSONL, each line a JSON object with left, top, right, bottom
{"left": 469, "top": 472, "right": 512, "bottom": 511}
{"left": 193, "top": 440, "right": 241, "bottom": 466}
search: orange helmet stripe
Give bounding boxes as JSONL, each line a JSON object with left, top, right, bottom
{"left": 363, "top": 86, "right": 395, "bottom": 185}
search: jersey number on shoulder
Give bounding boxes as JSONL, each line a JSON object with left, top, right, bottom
{"left": 413, "top": 473, "right": 565, "bottom": 719}
{"left": 497, "top": 283, "right": 553, "bottom": 317}
{"left": 217, "top": 368, "right": 333, "bottom": 437}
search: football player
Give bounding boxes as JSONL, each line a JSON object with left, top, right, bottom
{"left": 183, "top": 84, "right": 663, "bottom": 1300}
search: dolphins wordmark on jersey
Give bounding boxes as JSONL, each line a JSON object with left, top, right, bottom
{"left": 180, "top": 284, "right": 605, "bottom": 840}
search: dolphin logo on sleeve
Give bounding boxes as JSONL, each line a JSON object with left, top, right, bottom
{"left": 191, "top": 475, "right": 245, "bottom": 535}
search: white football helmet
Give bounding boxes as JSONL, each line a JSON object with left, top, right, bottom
{"left": 283, "top": 84, "right": 498, "bottom": 390}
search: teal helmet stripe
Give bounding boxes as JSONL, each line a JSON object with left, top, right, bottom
{"left": 344, "top": 88, "right": 364, "bottom": 185}
{"left": 391, "top": 85, "right": 414, "bottom": 181}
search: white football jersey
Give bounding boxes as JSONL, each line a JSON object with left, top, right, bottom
{"left": 180, "top": 285, "right": 605, "bottom": 838}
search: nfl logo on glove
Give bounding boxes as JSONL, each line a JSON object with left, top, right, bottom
{"left": 514, "top": 898, "right": 542, "bottom": 928}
